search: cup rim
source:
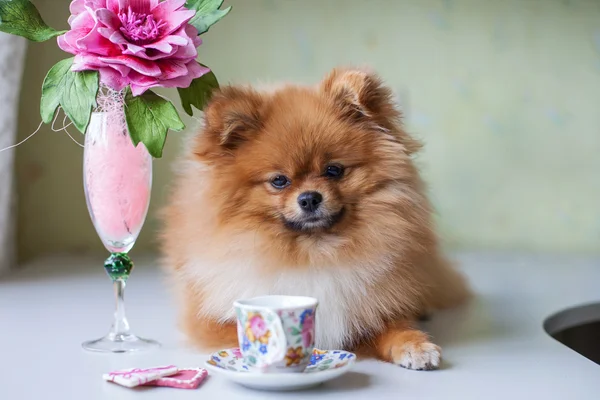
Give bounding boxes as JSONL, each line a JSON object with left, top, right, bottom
{"left": 234, "top": 295, "right": 318, "bottom": 311}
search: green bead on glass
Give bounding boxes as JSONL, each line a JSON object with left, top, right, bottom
{"left": 104, "top": 253, "right": 134, "bottom": 281}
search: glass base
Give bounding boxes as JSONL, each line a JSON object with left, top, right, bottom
{"left": 82, "top": 333, "right": 160, "bottom": 353}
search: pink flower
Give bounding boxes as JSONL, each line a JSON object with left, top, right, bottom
{"left": 232, "top": 348, "right": 243, "bottom": 359}
{"left": 301, "top": 313, "right": 314, "bottom": 348}
{"left": 58, "top": 0, "right": 209, "bottom": 95}
{"left": 249, "top": 315, "right": 268, "bottom": 339}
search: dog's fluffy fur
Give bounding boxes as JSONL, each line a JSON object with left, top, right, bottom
{"left": 159, "top": 68, "right": 470, "bottom": 370}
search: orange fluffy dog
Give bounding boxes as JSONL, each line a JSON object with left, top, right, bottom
{"left": 159, "top": 67, "right": 470, "bottom": 370}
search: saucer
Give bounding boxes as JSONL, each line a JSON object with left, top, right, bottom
{"left": 204, "top": 348, "right": 356, "bottom": 391}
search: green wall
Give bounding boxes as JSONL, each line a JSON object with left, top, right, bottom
{"left": 15, "top": 0, "right": 600, "bottom": 261}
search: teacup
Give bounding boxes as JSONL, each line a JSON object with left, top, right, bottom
{"left": 234, "top": 295, "right": 318, "bottom": 373}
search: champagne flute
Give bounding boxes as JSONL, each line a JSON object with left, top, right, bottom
{"left": 81, "top": 111, "right": 160, "bottom": 353}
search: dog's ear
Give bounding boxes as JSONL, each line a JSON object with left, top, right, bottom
{"left": 321, "top": 67, "right": 421, "bottom": 155}
{"left": 320, "top": 67, "right": 397, "bottom": 122}
{"left": 203, "top": 86, "right": 264, "bottom": 150}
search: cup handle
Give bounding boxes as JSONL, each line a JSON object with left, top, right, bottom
{"left": 261, "top": 309, "right": 287, "bottom": 365}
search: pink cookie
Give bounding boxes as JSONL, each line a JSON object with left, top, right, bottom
{"left": 144, "top": 368, "right": 208, "bottom": 389}
{"left": 103, "top": 365, "right": 178, "bottom": 388}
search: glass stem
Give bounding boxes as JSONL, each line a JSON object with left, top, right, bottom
{"left": 109, "top": 278, "right": 131, "bottom": 339}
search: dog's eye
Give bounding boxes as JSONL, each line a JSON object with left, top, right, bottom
{"left": 271, "top": 175, "right": 291, "bottom": 189}
{"left": 324, "top": 164, "right": 344, "bottom": 179}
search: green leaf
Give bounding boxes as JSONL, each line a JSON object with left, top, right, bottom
{"left": 177, "top": 65, "right": 219, "bottom": 116}
{"left": 290, "top": 327, "right": 301, "bottom": 335}
{"left": 186, "top": 0, "right": 224, "bottom": 14}
{"left": 40, "top": 57, "right": 99, "bottom": 133}
{"left": 186, "top": 0, "right": 231, "bottom": 35}
{"left": 124, "top": 89, "right": 185, "bottom": 158}
{"left": 0, "top": 0, "right": 66, "bottom": 42}
{"left": 191, "top": 7, "right": 231, "bottom": 35}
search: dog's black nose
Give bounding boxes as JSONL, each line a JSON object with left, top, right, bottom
{"left": 298, "top": 191, "right": 323, "bottom": 213}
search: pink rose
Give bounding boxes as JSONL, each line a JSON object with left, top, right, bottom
{"left": 58, "top": 0, "right": 209, "bottom": 95}
{"left": 301, "top": 313, "right": 314, "bottom": 348}
{"left": 249, "top": 315, "right": 268, "bottom": 339}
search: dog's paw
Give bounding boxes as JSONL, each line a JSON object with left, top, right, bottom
{"left": 393, "top": 341, "right": 441, "bottom": 371}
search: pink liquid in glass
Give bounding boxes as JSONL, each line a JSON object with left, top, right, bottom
{"left": 83, "top": 112, "right": 152, "bottom": 253}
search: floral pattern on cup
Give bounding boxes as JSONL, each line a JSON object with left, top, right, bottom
{"left": 285, "top": 346, "right": 305, "bottom": 367}
{"left": 206, "top": 348, "right": 356, "bottom": 374}
{"left": 305, "top": 350, "right": 355, "bottom": 372}
{"left": 235, "top": 308, "right": 286, "bottom": 369}
{"left": 283, "top": 308, "right": 316, "bottom": 349}
{"left": 234, "top": 297, "right": 318, "bottom": 373}
{"left": 245, "top": 312, "right": 272, "bottom": 344}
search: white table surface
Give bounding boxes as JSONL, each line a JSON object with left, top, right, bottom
{"left": 1, "top": 252, "right": 599, "bottom": 399}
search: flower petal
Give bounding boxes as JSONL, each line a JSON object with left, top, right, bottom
{"left": 148, "top": 0, "right": 160, "bottom": 11}
{"left": 70, "top": 0, "right": 86, "bottom": 15}
{"left": 146, "top": 40, "right": 172, "bottom": 54}
{"left": 128, "top": 72, "right": 159, "bottom": 95}
{"left": 69, "top": 9, "right": 95, "bottom": 30}
{"left": 126, "top": 46, "right": 177, "bottom": 60}
{"left": 152, "top": 33, "right": 188, "bottom": 48}
{"left": 105, "top": 30, "right": 127, "bottom": 44}
{"left": 98, "top": 55, "right": 162, "bottom": 77}
{"left": 77, "top": 30, "right": 118, "bottom": 56}
{"left": 129, "top": 84, "right": 150, "bottom": 96}
{"left": 72, "top": 6, "right": 119, "bottom": 56}
{"left": 140, "top": 33, "right": 187, "bottom": 55}
{"left": 129, "top": 61, "right": 207, "bottom": 95}
{"left": 152, "top": 0, "right": 186, "bottom": 15}
{"left": 99, "top": 67, "right": 130, "bottom": 91}
{"left": 85, "top": 0, "right": 110, "bottom": 9}
{"left": 160, "top": 9, "right": 196, "bottom": 36}
{"left": 193, "top": 35, "right": 202, "bottom": 48}
{"left": 106, "top": 0, "right": 121, "bottom": 14}
{"left": 96, "top": 8, "right": 121, "bottom": 30}
{"left": 122, "top": 30, "right": 195, "bottom": 60}
{"left": 117, "top": 0, "right": 129, "bottom": 11}
{"left": 161, "top": 61, "right": 208, "bottom": 89}
{"left": 188, "top": 60, "right": 211, "bottom": 79}
{"left": 152, "top": 0, "right": 194, "bottom": 36}
{"left": 167, "top": 34, "right": 189, "bottom": 46}
{"left": 77, "top": 56, "right": 132, "bottom": 77}
{"left": 110, "top": 63, "right": 132, "bottom": 77}
{"left": 72, "top": 54, "right": 109, "bottom": 71}
{"left": 98, "top": 27, "right": 116, "bottom": 40}
{"left": 185, "top": 24, "right": 202, "bottom": 47}
{"left": 172, "top": 31, "right": 199, "bottom": 60}
{"left": 157, "top": 59, "right": 187, "bottom": 80}
{"left": 57, "top": 33, "right": 78, "bottom": 54}
{"left": 122, "top": 42, "right": 147, "bottom": 55}
{"left": 129, "top": 0, "right": 153, "bottom": 13}
{"left": 128, "top": 71, "right": 157, "bottom": 85}
{"left": 61, "top": 28, "right": 90, "bottom": 51}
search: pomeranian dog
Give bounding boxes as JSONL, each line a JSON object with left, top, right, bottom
{"left": 159, "top": 67, "right": 470, "bottom": 370}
